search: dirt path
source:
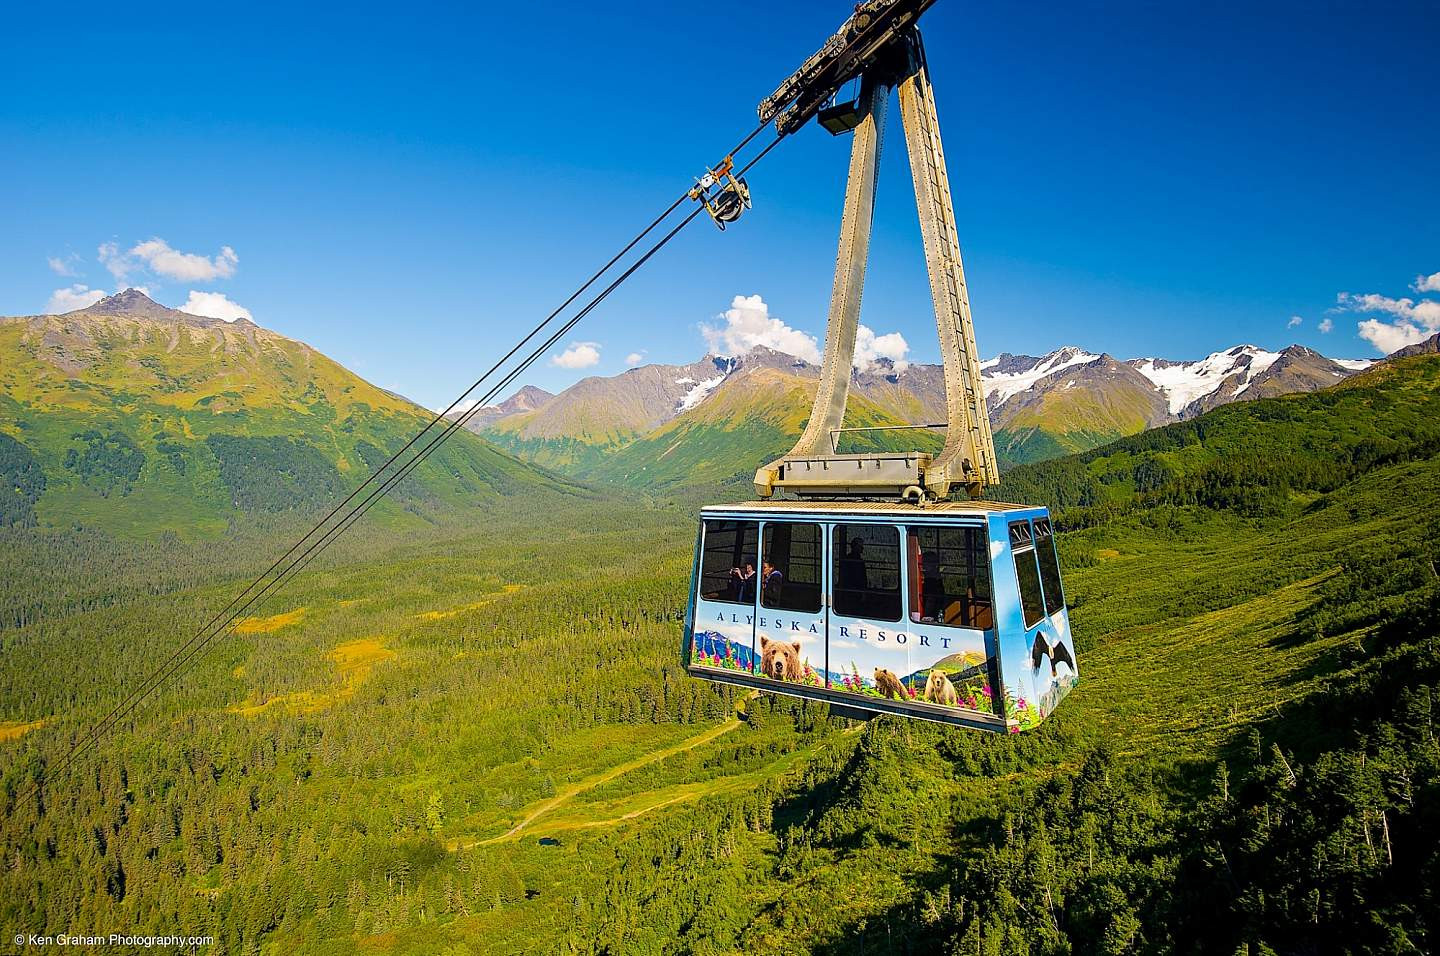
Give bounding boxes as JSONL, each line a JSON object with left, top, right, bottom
{"left": 453, "top": 716, "right": 744, "bottom": 850}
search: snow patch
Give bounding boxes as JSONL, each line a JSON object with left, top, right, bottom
{"left": 1333, "top": 359, "right": 1375, "bottom": 371}
{"left": 981, "top": 348, "right": 1102, "bottom": 404}
{"left": 1132, "top": 346, "right": 1279, "bottom": 414}
{"left": 678, "top": 374, "right": 726, "bottom": 411}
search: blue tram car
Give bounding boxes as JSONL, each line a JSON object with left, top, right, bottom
{"left": 682, "top": 500, "right": 1076, "bottom": 732}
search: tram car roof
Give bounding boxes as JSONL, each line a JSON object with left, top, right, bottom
{"left": 700, "top": 499, "right": 1044, "bottom": 519}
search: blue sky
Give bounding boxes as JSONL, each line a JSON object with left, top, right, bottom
{"left": 3, "top": 0, "right": 1437, "bottom": 407}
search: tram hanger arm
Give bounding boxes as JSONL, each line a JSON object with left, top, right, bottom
{"left": 758, "top": 0, "right": 941, "bottom": 137}
{"left": 754, "top": 28, "right": 998, "bottom": 502}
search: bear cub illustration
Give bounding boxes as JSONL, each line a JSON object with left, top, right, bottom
{"left": 759, "top": 634, "right": 804, "bottom": 681}
{"left": 924, "top": 669, "right": 959, "bottom": 706}
{"left": 873, "top": 667, "right": 906, "bottom": 700}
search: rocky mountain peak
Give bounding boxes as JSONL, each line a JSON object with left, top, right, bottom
{"left": 1387, "top": 332, "right": 1440, "bottom": 359}
{"left": 70, "top": 288, "right": 254, "bottom": 328}
{"left": 76, "top": 288, "right": 178, "bottom": 320}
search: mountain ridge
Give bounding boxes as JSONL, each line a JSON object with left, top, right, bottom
{"left": 474, "top": 339, "right": 1375, "bottom": 481}
{"left": 0, "top": 290, "right": 576, "bottom": 536}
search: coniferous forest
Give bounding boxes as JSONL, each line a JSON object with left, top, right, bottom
{"left": 3, "top": 356, "right": 1440, "bottom": 954}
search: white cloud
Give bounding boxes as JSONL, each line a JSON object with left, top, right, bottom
{"left": 47, "top": 254, "right": 81, "bottom": 277}
{"left": 1337, "top": 287, "right": 1440, "bottom": 354}
{"left": 1287, "top": 315, "right": 1303, "bottom": 328}
{"left": 551, "top": 341, "right": 601, "bottom": 369}
{"left": 46, "top": 284, "right": 106, "bottom": 313}
{"left": 180, "top": 290, "right": 252, "bottom": 322}
{"left": 701, "top": 294, "right": 821, "bottom": 363}
{"left": 1318, "top": 318, "right": 1333, "bottom": 333}
{"left": 1336, "top": 291, "right": 1440, "bottom": 328}
{"left": 1413, "top": 271, "right": 1440, "bottom": 293}
{"left": 699, "top": 294, "right": 912, "bottom": 371}
{"left": 130, "top": 239, "right": 238, "bottom": 282}
{"left": 1358, "top": 318, "right": 1427, "bottom": 354}
{"left": 624, "top": 351, "right": 646, "bottom": 366}
{"left": 853, "top": 325, "right": 911, "bottom": 371}
{"left": 97, "top": 238, "right": 239, "bottom": 284}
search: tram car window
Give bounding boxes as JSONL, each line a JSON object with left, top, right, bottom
{"left": 1033, "top": 518, "right": 1066, "bottom": 616}
{"left": 907, "top": 525, "right": 993, "bottom": 629}
{"left": 761, "top": 522, "right": 822, "bottom": 613}
{"left": 699, "top": 520, "right": 759, "bottom": 604}
{"left": 1009, "top": 520, "right": 1047, "bottom": 628}
{"left": 833, "top": 524, "right": 902, "bottom": 621}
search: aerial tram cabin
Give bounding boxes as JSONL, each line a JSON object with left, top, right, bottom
{"left": 682, "top": 501, "right": 1075, "bottom": 732}
{"left": 680, "top": 2, "right": 1077, "bottom": 731}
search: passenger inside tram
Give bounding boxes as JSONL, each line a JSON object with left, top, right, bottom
{"left": 761, "top": 560, "right": 784, "bottom": 601}
{"left": 729, "top": 561, "right": 756, "bottom": 602}
{"left": 837, "top": 538, "right": 867, "bottom": 592}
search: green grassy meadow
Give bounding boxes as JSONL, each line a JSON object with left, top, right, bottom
{"left": 2, "top": 358, "right": 1439, "bottom": 953}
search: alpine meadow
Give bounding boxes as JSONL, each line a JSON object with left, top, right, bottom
{"left": 4, "top": 1, "right": 1440, "bottom": 954}
{"left": 4, "top": 290, "right": 1439, "bottom": 952}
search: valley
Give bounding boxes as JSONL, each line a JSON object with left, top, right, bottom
{"left": 1, "top": 318, "right": 1437, "bottom": 951}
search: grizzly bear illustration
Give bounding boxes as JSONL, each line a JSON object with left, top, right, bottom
{"left": 759, "top": 634, "right": 804, "bottom": 682}
{"left": 873, "top": 667, "right": 907, "bottom": 700}
{"left": 924, "top": 669, "right": 959, "bottom": 706}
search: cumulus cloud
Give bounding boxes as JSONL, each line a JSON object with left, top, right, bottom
{"left": 1413, "top": 271, "right": 1440, "bottom": 293}
{"left": 1318, "top": 318, "right": 1333, "bottom": 333}
{"left": 180, "top": 290, "right": 253, "bottom": 322}
{"left": 853, "top": 325, "right": 911, "bottom": 371}
{"left": 46, "top": 284, "right": 106, "bottom": 313}
{"left": 699, "top": 293, "right": 912, "bottom": 370}
{"left": 1357, "top": 318, "right": 1428, "bottom": 354}
{"left": 47, "top": 254, "right": 81, "bottom": 277}
{"left": 701, "top": 294, "right": 821, "bottom": 363}
{"left": 624, "top": 351, "right": 646, "bottom": 366}
{"left": 98, "top": 238, "right": 239, "bottom": 284}
{"left": 551, "top": 341, "right": 601, "bottom": 369}
{"left": 1337, "top": 288, "right": 1440, "bottom": 354}
{"left": 1287, "top": 315, "right": 1303, "bottom": 328}
{"left": 131, "top": 239, "right": 238, "bottom": 282}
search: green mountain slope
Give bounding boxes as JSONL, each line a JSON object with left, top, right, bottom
{"left": 588, "top": 366, "right": 943, "bottom": 492}
{"left": 997, "top": 352, "right": 1440, "bottom": 517}
{"left": 2, "top": 355, "right": 1438, "bottom": 952}
{"left": 991, "top": 355, "right": 1171, "bottom": 466}
{"left": 0, "top": 291, "right": 575, "bottom": 538}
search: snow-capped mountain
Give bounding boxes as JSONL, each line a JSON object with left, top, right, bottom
{"left": 981, "top": 347, "right": 1107, "bottom": 406}
{"left": 468, "top": 341, "right": 1375, "bottom": 474}
{"left": 1128, "top": 345, "right": 1372, "bottom": 417}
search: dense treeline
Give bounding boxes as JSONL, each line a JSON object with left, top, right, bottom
{"left": 0, "top": 431, "right": 45, "bottom": 527}
{"left": 999, "top": 357, "right": 1440, "bottom": 526}
{"left": 925, "top": 534, "right": 1440, "bottom": 953}
{"left": 3, "top": 358, "right": 1440, "bottom": 953}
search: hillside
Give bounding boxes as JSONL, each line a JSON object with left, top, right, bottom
{"left": 588, "top": 365, "right": 944, "bottom": 492}
{"left": 0, "top": 290, "right": 574, "bottom": 538}
{"left": 2, "top": 349, "right": 1436, "bottom": 953}
{"left": 479, "top": 341, "right": 1372, "bottom": 487}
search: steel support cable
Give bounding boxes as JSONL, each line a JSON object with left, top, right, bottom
{"left": 58, "top": 115, "right": 769, "bottom": 769}
{"left": 265, "top": 134, "right": 788, "bottom": 594}
{"left": 19, "top": 130, "right": 784, "bottom": 803}
{"left": 26, "top": 195, "right": 687, "bottom": 791}
{"left": 32, "top": 207, "right": 707, "bottom": 800}
{"left": 221, "top": 134, "right": 786, "bottom": 608}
